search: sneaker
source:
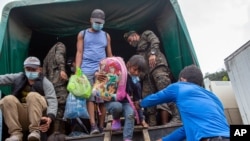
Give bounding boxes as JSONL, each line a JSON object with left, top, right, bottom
{"left": 99, "top": 127, "right": 104, "bottom": 133}
{"left": 90, "top": 124, "right": 100, "bottom": 135}
{"left": 5, "top": 134, "right": 22, "bottom": 141}
{"left": 27, "top": 131, "right": 40, "bottom": 141}
{"left": 111, "top": 119, "right": 121, "bottom": 130}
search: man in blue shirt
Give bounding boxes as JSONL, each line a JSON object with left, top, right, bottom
{"left": 140, "top": 65, "right": 230, "bottom": 141}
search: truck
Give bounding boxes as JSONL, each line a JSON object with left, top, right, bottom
{"left": 0, "top": 0, "right": 199, "bottom": 140}
{"left": 204, "top": 79, "right": 243, "bottom": 125}
{"left": 224, "top": 40, "right": 250, "bottom": 125}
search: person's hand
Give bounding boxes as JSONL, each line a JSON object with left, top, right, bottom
{"left": 39, "top": 116, "right": 52, "bottom": 132}
{"left": 149, "top": 55, "right": 156, "bottom": 68}
{"left": 156, "top": 139, "right": 162, "bottom": 141}
{"left": 60, "top": 70, "right": 68, "bottom": 80}
{"left": 95, "top": 72, "right": 107, "bottom": 82}
{"left": 134, "top": 101, "right": 141, "bottom": 110}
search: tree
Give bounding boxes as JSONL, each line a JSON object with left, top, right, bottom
{"left": 204, "top": 68, "right": 230, "bottom": 81}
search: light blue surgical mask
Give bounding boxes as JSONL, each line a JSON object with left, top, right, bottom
{"left": 92, "top": 22, "right": 104, "bottom": 31}
{"left": 131, "top": 76, "right": 140, "bottom": 84}
{"left": 25, "top": 71, "right": 39, "bottom": 80}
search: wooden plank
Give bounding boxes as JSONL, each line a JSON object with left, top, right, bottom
{"left": 103, "top": 115, "right": 113, "bottom": 141}
{"left": 142, "top": 129, "right": 151, "bottom": 141}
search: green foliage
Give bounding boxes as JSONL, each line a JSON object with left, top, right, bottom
{"left": 204, "top": 68, "right": 230, "bottom": 81}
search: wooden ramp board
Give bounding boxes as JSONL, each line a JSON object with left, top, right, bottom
{"left": 142, "top": 129, "right": 150, "bottom": 141}
{"left": 65, "top": 119, "right": 183, "bottom": 141}
{"left": 103, "top": 115, "right": 113, "bottom": 141}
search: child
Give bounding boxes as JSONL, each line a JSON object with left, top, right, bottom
{"left": 126, "top": 55, "right": 149, "bottom": 128}
{"left": 93, "top": 55, "right": 147, "bottom": 141}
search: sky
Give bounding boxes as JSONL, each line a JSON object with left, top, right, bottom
{"left": 1, "top": 0, "right": 250, "bottom": 74}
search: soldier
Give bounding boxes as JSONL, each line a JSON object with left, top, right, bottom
{"left": 124, "top": 30, "right": 180, "bottom": 126}
{"left": 43, "top": 42, "right": 69, "bottom": 133}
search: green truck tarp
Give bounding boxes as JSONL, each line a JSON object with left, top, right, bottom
{"left": 0, "top": 0, "right": 199, "bottom": 95}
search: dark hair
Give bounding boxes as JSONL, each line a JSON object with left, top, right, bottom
{"left": 127, "top": 55, "right": 147, "bottom": 72}
{"left": 123, "top": 31, "right": 137, "bottom": 41}
{"left": 179, "top": 65, "right": 203, "bottom": 86}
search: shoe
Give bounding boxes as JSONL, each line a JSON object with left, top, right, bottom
{"left": 111, "top": 119, "right": 121, "bottom": 130}
{"left": 90, "top": 124, "right": 100, "bottom": 135}
{"left": 99, "top": 127, "right": 104, "bottom": 133}
{"left": 27, "top": 131, "right": 40, "bottom": 141}
{"left": 5, "top": 134, "right": 22, "bottom": 141}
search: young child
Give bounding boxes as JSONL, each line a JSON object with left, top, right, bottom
{"left": 93, "top": 55, "right": 147, "bottom": 141}
{"left": 126, "top": 55, "right": 149, "bottom": 128}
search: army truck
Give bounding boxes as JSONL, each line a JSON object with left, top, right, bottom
{"left": 0, "top": 0, "right": 199, "bottom": 140}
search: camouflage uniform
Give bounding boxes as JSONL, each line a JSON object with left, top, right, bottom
{"left": 43, "top": 42, "right": 68, "bottom": 132}
{"left": 135, "top": 30, "right": 180, "bottom": 126}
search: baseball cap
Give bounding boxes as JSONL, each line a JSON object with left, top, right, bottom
{"left": 91, "top": 9, "right": 105, "bottom": 24}
{"left": 23, "top": 56, "right": 41, "bottom": 68}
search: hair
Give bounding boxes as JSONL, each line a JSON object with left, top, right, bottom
{"left": 123, "top": 31, "right": 137, "bottom": 41}
{"left": 127, "top": 55, "right": 147, "bottom": 72}
{"left": 179, "top": 65, "right": 204, "bottom": 86}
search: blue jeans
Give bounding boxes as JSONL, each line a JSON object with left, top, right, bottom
{"left": 105, "top": 102, "right": 135, "bottom": 140}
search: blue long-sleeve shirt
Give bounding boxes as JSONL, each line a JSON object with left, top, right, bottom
{"left": 140, "top": 82, "right": 229, "bottom": 141}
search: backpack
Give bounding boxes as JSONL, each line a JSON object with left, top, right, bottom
{"left": 92, "top": 56, "right": 127, "bottom": 101}
{"left": 92, "top": 56, "right": 140, "bottom": 123}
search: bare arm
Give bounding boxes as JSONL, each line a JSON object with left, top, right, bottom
{"left": 75, "top": 31, "right": 84, "bottom": 70}
{"left": 106, "top": 33, "right": 113, "bottom": 57}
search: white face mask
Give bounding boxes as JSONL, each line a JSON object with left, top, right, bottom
{"left": 130, "top": 41, "right": 139, "bottom": 47}
{"left": 131, "top": 75, "right": 140, "bottom": 84}
{"left": 25, "top": 71, "right": 39, "bottom": 80}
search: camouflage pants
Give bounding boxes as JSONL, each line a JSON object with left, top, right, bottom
{"left": 142, "top": 66, "right": 180, "bottom": 125}
{"left": 54, "top": 86, "right": 68, "bottom": 118}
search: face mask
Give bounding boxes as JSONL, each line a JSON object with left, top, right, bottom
{"left": 131, "top": 76, "right": 140, "bottom": 84}
{"left": 25, "top": 71, "right": 39, "bottom": 80}
{"left": 70, "top": 67, "right": 75, "bottom": 73}
{"left": 130, "top": 41, "right": 139, "bottom": 47}
{"left": 92, "top": 22, "right": 104, "bottom": 31}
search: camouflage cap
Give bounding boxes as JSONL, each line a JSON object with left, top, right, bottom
{"left": 123, "top": 31, "right": 136, "bottom": 41}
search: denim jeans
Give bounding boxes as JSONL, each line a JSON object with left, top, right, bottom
{"left": 105, "top": 102, "right": 135, "bottom": 140}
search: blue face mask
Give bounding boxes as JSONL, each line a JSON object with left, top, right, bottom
{"left": 25, "top": 71, "right": 39, "bottom": 80}
{"left": 131, "top": 76, "right": 140, "bottom": 84}
{"left": 92, "top": 22, "right": 104, "bottom": 31}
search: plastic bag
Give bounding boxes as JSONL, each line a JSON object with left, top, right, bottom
{"left": 63, "top": 93, "right": 89, "bottom": 119}
{"left": 67, "top": 67, "right": 91, "bottom": 99}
